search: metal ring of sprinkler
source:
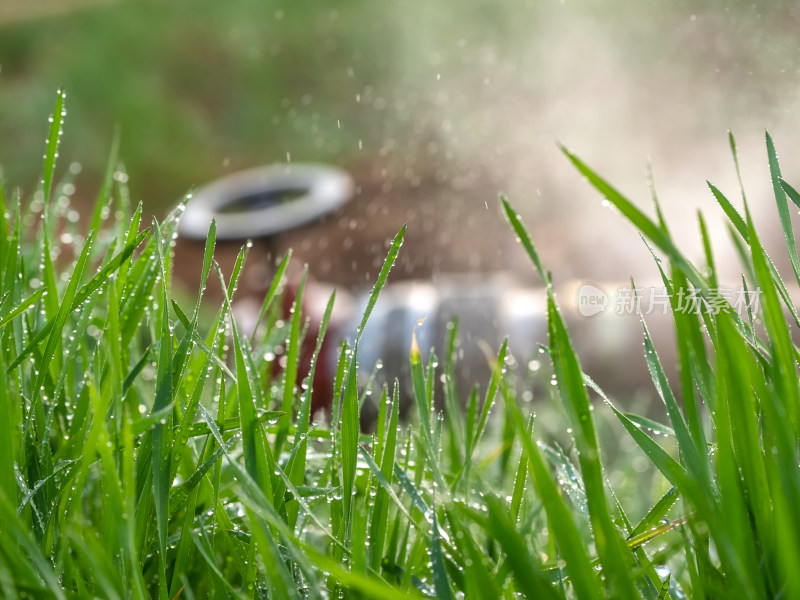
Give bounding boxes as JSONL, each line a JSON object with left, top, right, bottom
{"left": 178, "top": 163, "right": 354, "bottom": 240}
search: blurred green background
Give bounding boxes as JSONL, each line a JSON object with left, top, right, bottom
{"left": 2, "top": 0, "right": 800, "bottom": 288}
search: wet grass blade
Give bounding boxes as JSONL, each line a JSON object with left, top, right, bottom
{"left": 708, "top": 181, "right": 747, "bottom": 241}
{"left": 586, "top": 375, "right": 696, "bottom": 497}
{"left": 0, "top": 353, "right": 14, "bottom": 504}
{"left": 360, "top": 446, "right": 415, "bottom": 526}
{"left": 42, "top": 90, "right": 65, "bottom": 211}
{"left": 150, "top": 220, "right": 173, "bottom": 600}
{"left": 275, "top": 269, "right": 306, "bottom": 455}
{"left": 766, "top": 132, "right": 800, "bottom": 287}
{"left": 340, "top": 340, "right": 359, "bottom": 546}
{"left": 502, "top": 195, "right": 548, "bottom": 283}
{"left": 370, "top": 385, "right": 399, "bottom": 571}
{"left": 430, "top": 511, "right": 455, "bottom": 600}
{"left": 472, "top": 340, "right": 508, "bottom": 457}
{"left": 779, "top": 177, "right": 800, "bottom": 212}
{"left": 698, "top": 210, "right": 717, "bottom": 289}
{"left": 479, "top": 494, "right": 560, "bottom": 600}
{"left": 39, "top": 92, "right": 65, "bottom": 320}
{"left": 628, "top": 487, "right": 680, "bottom": 540}
{"left": 0, "top": 490, "right": 65, "bottom": 599}
{"left": 746, "top": 203, "right": 800, "bottom": 433}
{"left": 342, "top": 225, "right": 405, "bottom": 546}
{"left": 356, "top": 225, "right": 406, "bottom": 342}
{"left": 409, "top": 325, "right": 447, "bottom": 491}
{"left": 510, "top": 414, "right": 533, "bottom": 523}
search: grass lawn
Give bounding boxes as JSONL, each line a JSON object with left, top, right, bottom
{"left": 2, "top": 91, "right": 800, "bottom": 598}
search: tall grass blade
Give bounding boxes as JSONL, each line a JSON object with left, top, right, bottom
{"left": 746, "top": 205, "right": 800, "bottom": 433}
{"left": 430, "top": 511, "right": 455, "bottom": 600}
{"left": 356, "top": 225, "right": 406, "bottom": 342}
{"left": 275, "top": 269, "right": 306, "bottom": 455}
{"left": 150, "top": 220, "right": 173, "bottom": 600}
{"left": 41, "top": 90, "right": 65, "bottom": 210}
{"left": 0, "top": 353, "right": 14, "bottom": 503}
{"left": 766, "top": 131, "right": 800, "bottom": 286}
{"left": 501, "top": 195, "right": 548, "bottom": 283}
{"left": 369, "top": 385, "right": 399, "bottom": 571}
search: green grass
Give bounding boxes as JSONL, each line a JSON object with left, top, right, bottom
{"left": 3, "top": 91, "right": 800, "bottom": 598}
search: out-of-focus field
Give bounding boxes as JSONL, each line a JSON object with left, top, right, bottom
{"left": 2, "top": 0, "right": 800, "bottom": 290}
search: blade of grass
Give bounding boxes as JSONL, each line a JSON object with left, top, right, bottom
{"left": 429, "top": 511, "right": 455, "bottom": 600}
{"left": 369, "top": 385, "right": 399, "bottom": 571}
{"left": 408, "top": 323, "right": 447, "bottom": 491}
{"left": 0, "top": 352, "right": 14, "bottom": 504}
{"left": 766, "top": 132, "right": 800, "bottom": 287}
{"left": 746, "top": 202, "right": 800, "bottom": 434}
{"left": 288, "top": 290, "right": 336, "bottom": 529}
{"left": 150, "top": 219, "right": 173, "bottom": 600}
{"left": 356, "top": 225, "right": 406, "bottom": 343}
{"left": 628, "top": 487, "right": 680, "bottom": 540}
{"left": 477, "top": 494, "right": 560, "bottom": 600}
{"left": 275, "top": 269, "right": 306, "bottom": 455}
{"left": 341, "top": 225, "right": 406, "bottom": 547}
{"left": 510, "top": 414, "right": 533, "bottom": 524}
{"left": 585, "top": 375, "right": 696, "bottom": 497}
{"left": 546, "top": 293, "right": 639, "bottom": 597}
{"left": 340, "top": 343, "right": 360, "bottom": 546}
